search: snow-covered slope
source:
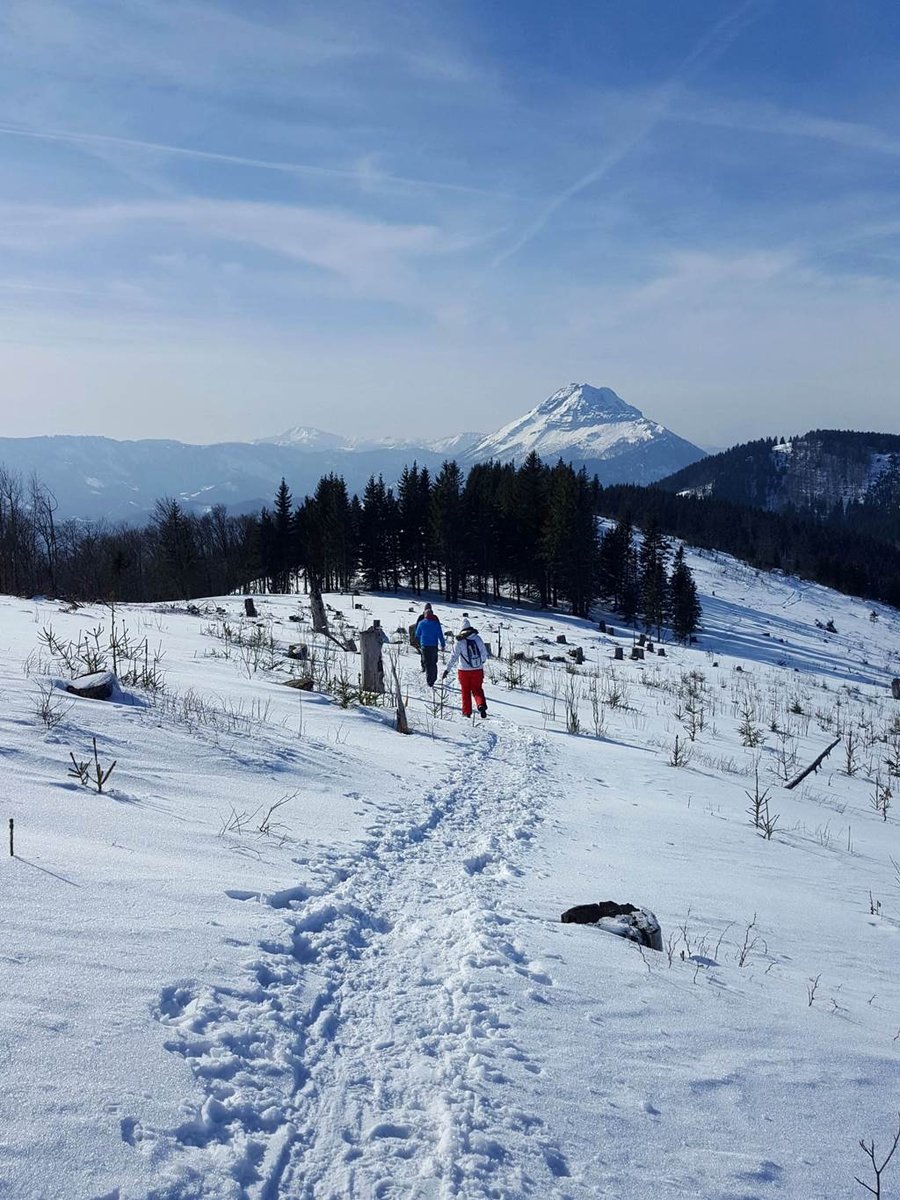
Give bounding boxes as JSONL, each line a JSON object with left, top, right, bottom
{"left": 2, "top": 548, "right": 900, "bottom": 1198}
{"left": 465, "top": 383, "right": 705, "bottom": 482}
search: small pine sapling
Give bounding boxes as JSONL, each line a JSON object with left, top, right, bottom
{"left": 68, "top": 737, "right": 116, "bottom": 794}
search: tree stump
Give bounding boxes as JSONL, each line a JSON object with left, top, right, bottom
{"left": 308, "top": 572, "right": 328, "bottom": 634}
{"left": 613, "top": 647, "right": 624, "bottom": 661}
{"left": 556, "top": 634, "right": 567, "bottom": 644}
{"left": 360, "top": 622, "right": 388, "bottom": 694}
{"left": 244, "top": 597, "right": 257, "bottom": 618}
{"left": 66, "top": 671, "right": 118, "bottom": 701}
{"left": 892, "top": 678, "right": 900, "bottom": 700}
{"left": 630, "top": 647, "right": 644, "bottom": 661}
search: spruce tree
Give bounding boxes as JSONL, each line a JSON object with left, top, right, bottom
{"left": 638, "top": 519, "right": 670, "bottom": 639}
{"left": 430, "top": 461, "right": 464, "bottom": 602}
{"left": 669, "top": 544, "right": 701, "bottom": 642}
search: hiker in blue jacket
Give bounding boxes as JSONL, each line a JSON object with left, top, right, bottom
{"left": 415, "top": 603, "right": 445, "bottom": 687}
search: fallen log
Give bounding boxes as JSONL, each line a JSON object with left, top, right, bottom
{"left": 785, "top": 736, "right": 841, "bottom": 790}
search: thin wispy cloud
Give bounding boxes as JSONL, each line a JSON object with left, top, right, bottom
{"left": 673, "top": 97, "right": 900, "bottom": 159}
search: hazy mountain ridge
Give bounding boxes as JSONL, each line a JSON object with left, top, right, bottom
{"left": 0, "top": 382, "right": 703, "bottom": 520}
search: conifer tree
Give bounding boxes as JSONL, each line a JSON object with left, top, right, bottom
{"left": 669, "top": 544, "right": 701, "bottom": 642}
{"left": 430, "top": 460, "right": 464, "bottom": 602}
{"left": 638, "top": 518, "right": 670, "bottom": 638}
{"left": 271, "top": 478, "right": 295, "bottom": 593}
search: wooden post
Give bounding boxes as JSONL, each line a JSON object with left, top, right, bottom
{"left": 360, "top": 622, "right": 387, "bottom": 694}
{"left": 387, "top": 656, "right": 410, "bottom": 735}
{"left": 243, "top": 597, "right": 257, "bottom": 618}
{"left": 8, "top": 818, "right": 13, "bottom": 857}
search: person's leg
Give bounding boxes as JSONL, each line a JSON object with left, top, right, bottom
{"left": 458, "top": 669, "right": 474, "bottom": 716}
{"left": 423, "top": 645, "right": 438, "bottom": 686}
{"left": 469, "top": 669, "right": 487, "bottom": 716}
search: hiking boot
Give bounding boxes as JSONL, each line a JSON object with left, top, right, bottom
{"left": 478, "top": 704, "right": 487, "bottom": 719}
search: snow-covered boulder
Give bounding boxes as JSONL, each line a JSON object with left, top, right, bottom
{"left": 561, "top": 901, "right": 662, "bottom": 951}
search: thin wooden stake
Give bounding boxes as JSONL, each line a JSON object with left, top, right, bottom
{"left": 8, "top": 817, "right": 14, "bottom": 857}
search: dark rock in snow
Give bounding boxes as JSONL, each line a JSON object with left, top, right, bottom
{"left": 561, "top": 901, "right": 662, "bottom": 951}
{"left": 556, "top": 634, "right": 568, "bottom": 644}
{"left": 282, "top": 676, "right": 314, "bottom": 690}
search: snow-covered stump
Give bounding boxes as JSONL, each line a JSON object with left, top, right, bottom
{"left": 65, "top": 671, "right": 122, "bottom": 702}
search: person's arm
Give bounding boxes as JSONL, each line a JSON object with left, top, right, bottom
{"left": 438, "top": 621, "right": 445, "bottom": 650}
{"left": 443, "top": 641, "right": 460, "bottom": 676}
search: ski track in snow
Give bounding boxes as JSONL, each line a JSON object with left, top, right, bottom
{"left": 135, "top": 721, "right": 569, "bottom": 1200}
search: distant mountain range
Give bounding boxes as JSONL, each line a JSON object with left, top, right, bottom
{"left": 0, "top": 383, "right": 704, "bottom": 522}
{"left": 659, "top": 430, "right": 900, "bottom": 543}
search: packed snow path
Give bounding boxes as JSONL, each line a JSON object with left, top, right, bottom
{"left": 142, "top": 721, "right": 568, "bottom": 1199}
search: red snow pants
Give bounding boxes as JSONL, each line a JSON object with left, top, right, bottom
{"left": 457, "top": 668, "right": 486, "bottom": 717}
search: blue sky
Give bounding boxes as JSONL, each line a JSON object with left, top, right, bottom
{"left": 1, "top": 0, "right": 899, "bottom": 445}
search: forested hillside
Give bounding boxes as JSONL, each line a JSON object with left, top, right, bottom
{"left": 659, "top": 430, "right": 900, "bottom": 544}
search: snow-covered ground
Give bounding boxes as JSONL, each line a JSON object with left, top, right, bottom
{"left": 2, "top": 546, "right": 900, "bottom": 1200}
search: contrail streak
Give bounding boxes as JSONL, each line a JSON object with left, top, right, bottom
{"left": 0, "top": 122, "right": 498, "bottom": 199}
{"left": 492, "top": 0, "right": 769, "bottom": 266}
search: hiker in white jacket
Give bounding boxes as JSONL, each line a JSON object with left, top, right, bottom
{"left": 442, "top": 618, "right": 490, "bottom": 718}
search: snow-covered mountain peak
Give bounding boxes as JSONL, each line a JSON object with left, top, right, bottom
{"left": 465, "top": 382, "right": 704, "bottom": 482}
{"left": 534, "top": 383, "right": 643, "bottom": 426}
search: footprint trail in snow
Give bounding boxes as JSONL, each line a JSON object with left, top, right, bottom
{"left": 138, "top": 722, "right": 570, "bottom": 1199}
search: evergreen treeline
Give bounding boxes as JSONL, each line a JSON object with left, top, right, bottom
{"left": 256, "top": 454, "right": 603, "bottom": 617}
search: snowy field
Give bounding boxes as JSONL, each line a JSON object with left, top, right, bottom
{"left": 2, "top": 546, "right": 900, "bottom": 1200}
